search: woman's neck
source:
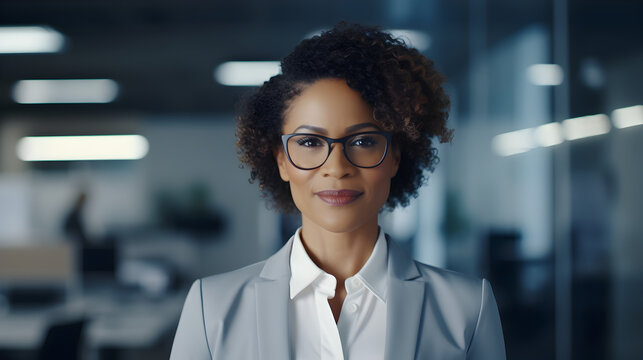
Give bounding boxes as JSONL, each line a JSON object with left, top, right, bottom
{"left": 299, "top": 216, "right": 379, "bottom": 283}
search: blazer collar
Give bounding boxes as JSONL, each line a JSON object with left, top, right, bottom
{"left": 259, "top": 235, "right": 294, "bottom": 280}
{"left": 384, "top": 235, "right": 425, "bottom": 360}
{"left": 387, "top": 234, "right": 422, "bottom": 281}
{"left": 255, "top": 236, "right": 294, "bottom": 360}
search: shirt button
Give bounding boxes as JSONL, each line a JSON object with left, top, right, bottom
{"left": 351, "top": 278, "right": 363, "bottom": 290}
{"left": 347, "top": 302, "right": 359, "bottom": 313}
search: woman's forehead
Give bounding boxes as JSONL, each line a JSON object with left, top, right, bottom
{"left": 282, "top": 78, "right": 375, "bottom": 133}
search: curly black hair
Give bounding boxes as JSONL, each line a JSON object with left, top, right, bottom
{"left": 236, "top": 22, "right": 452, "bottom": 213}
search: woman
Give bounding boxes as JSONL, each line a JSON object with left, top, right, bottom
{"left": 171, "top": 22, "right": 505, "bottom": 359}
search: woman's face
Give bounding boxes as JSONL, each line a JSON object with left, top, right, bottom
{"left": 275, "top": 78, "right": 400, "bottom": 234}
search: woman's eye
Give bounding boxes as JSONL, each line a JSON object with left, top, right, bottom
{"left": 296, "top": 137, "right": 323, "bottom": 147}
{"left": 350, "top": 136, "right": 377, "bottom": 147}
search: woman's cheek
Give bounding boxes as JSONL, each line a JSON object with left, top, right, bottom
{"left": 285, "top": 169, "right": 311, "bottom": 212}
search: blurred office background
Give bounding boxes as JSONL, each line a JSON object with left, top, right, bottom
{"left": 0, "top": 0, "right": 641, "bottom": 359}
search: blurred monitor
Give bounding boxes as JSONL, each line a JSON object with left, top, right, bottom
{"left": 0, "top": 244, "right": 74, "bottom": 286}
{"left": 0, "top": 244, "right": 74, "bottom": 307}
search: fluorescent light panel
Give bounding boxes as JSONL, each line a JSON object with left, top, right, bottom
{"left": 612, "top": 105, "right": 643, "bottom": 129}
{"left": 527, "top": 64, "right": 564, "bottom": 86}
{"left": 17, "top": 135, "right": 149, "bottom": 161}
{"left": 562, "top": 114, "right": 611, "bottom": 140}
{"left": 493, "top": 106, "right": 639, "bottom": 156}
{"left": 12, "top": 79, "right": 118, "bottom": 104}
{"left": 534, "top": 122, "right": 564, "bottom": 147}
{"left": 214, "top": 61, "right": 281, "bottom": 86}
{"left": 0, "top": 26, "right": 65, "bottom": 54}
{"left": 492, "top": 128, "right": 536, "bottom": 156}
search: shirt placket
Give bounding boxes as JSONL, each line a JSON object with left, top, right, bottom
{"left": 337, "top": 276, "right": 367, "bottom": 359}
{"left": 315, "top": 274, "right": 344, "bottom": 360}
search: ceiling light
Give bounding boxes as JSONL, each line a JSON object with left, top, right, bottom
{"left": 562, "top": 114, "right": 610, "bottom": 140}
{"left": 0, "top": 26, "right": 65, "bottom": 54}
{"left": 526, "top": 64, "right": 564, "bottom": 86}
{"left": 16, "top": 135, "right": 149, "bottom": 162}
{"left": 492, "top": 128, "right": 536, "bottom": 156}
{"left": 534, "top": 122, "right": 564, "bottom": 147}
{"left": 612, "top": 105, "right": 643, "bottom": 129}
{"left": 214, "top": 61, "right": 281, "bottom": 86}
{"left": 12, "top": 79, "right": 118, "bottom": 104}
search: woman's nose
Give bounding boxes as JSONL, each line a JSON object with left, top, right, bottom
{"left": 320, "top": 144, "right": 354, "bottom": 178}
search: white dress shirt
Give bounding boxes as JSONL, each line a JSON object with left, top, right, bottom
{"left": 288, "top": 227, "right": 388, "bottom": 360}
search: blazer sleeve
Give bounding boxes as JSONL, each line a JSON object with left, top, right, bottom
{"left": 170, "top": 279, "right": 213, "bottom": 360}
{"left": 466, "top": 278, "right": 506, "bottom": 360}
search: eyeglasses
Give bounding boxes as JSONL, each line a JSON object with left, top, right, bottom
{"left": 281, "top": 131, "right": 392, "bottom": 170}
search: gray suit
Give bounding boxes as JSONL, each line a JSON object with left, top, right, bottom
{"left": 170, "top": 235, "right": 506, "bottom": 359}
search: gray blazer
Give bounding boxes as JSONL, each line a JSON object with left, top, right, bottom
{"left": 170, "top": 236, "right": 506, "bottom": 359}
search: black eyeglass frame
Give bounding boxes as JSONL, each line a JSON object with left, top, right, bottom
{"left": 280, "top": 131, "right": 393, "bottom": 170}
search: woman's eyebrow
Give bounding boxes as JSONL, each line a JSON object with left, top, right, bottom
{"left": 293, "top": 125, "right": 328, "bottom": 134}
{"left": 292, "top": 122, "right": 379, "bottom": 134}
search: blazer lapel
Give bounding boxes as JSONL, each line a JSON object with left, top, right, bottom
{"left": 385, "top": 238, "right": 425, "bottom": 360}
{"left": 255, "top": 238, "right": 294, "bottom": 360}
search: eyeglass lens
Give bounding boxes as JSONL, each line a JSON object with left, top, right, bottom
{"left": 286, "top": 133, "right": 388, "bottom": 169}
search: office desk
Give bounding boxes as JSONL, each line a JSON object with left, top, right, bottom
{"left": 0, "top": 291, "right": 184, "bottom": 352}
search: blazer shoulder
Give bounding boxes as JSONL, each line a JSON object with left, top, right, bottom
{"left": 200, "top": 260, "right": 266, "bottom": 294}
{"left": 415, "top": 261, "right": 482, "bottom": 289}
{"left": 414, "top": 261, "right": 486, "bottom": 320}
{"left": 171, "top": 261, "right": 268, "bottom": 360}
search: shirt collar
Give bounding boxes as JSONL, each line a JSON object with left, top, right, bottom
{"left": 354, "top": 228, "right": 388, "bottom": 302}
{"left": 289, "top": 228, "right": 326, "bottom": 299}
{"left": 289, "top": 227, "right": 388, "bottom": 302}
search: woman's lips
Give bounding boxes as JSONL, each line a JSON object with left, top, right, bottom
{"left": 315, "top": 190, "right": 363, "bottom": 206}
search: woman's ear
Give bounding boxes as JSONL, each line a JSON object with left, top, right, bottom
{"left": 274, "top": 148, "right": 290, "bottom": 182}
